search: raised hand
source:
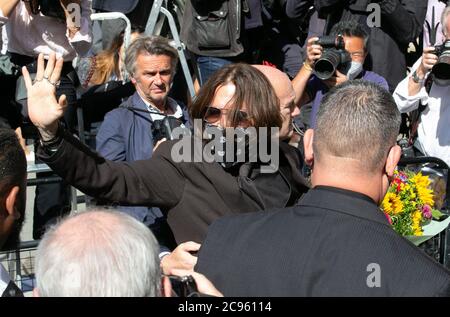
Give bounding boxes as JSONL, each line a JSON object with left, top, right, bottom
{"left": 22, "top": 53, "right": 67, "bottom": 140}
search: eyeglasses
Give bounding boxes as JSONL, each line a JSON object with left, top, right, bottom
{"left": 203, "top": 106, "right": 251, "bottom": 126}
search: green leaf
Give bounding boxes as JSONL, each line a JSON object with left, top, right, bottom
{"left": 432, "top": 209, "right": 444, "bottom": 220}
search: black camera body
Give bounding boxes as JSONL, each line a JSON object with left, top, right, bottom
{"left": 432, "top": 40, "right": 450, "bottom": 85}
{"left": 168, "top": 275, "right": 199, "bottom": 297}
{"left": 152, "top": 116, "right": 187, "bottom": 144}
{"left": 314, "top": 35, "right": 351, "bottom": 80}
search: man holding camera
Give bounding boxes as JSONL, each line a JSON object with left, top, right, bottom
{"left": 393, "top": 6, "right": 450, "bottom": 167}
{"left": 292, "top": 20, "right": 388, "bottom": 128}
{"left": 95, "top": 35, "right": 194, "bottom": 273}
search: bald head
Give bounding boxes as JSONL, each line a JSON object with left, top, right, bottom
{"left": 252, "top": 65, "right": 297, "bottom": 139}
{"left": 36, "top": 210, "right": 161, "bottom": 297}
{"left": 252, "top": 65, "right": 295, "bottom": 106}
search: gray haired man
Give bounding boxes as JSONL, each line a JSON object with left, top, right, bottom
{"left": 34, "top": 209, "right": 222, "bottom": 297}
{"left": 94, "top": 35, "right": 196, "bottom": 274}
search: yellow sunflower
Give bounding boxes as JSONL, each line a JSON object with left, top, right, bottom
{"left": 417, "top": 186, "right": 434, "bottom": 207}
{"left": 382, "top": 193, "right": 404, "bottom": 215}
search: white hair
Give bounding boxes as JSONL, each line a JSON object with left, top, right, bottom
{"left": 35, "top": 209, "right": 161, "bottom": 297}
{"left": 442, "top": 6, "right": 450, "bottom": 37}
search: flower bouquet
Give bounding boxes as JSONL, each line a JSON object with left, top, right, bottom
{"left": 381, "top": 170, "right": 449, "bottom": 245}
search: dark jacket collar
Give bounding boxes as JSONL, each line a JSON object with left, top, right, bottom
{"left": 130, "top": 92, "right": 151, "bottom": 112}
{"left": 297, "top": 186, "right": 390, "bottom": 227}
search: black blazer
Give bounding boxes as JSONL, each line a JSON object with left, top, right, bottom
{"left": 37, "top": 132, "right": 308, "bottom": 244}
{"left": 195, "top": 186, "right": 450, "bottom": 296}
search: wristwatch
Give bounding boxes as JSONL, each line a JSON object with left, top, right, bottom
{"left": 411, "top": 70, "right": 425, "bottom": 84}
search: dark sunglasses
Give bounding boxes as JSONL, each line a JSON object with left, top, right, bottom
{"left": 203, "top": 106, "right": 250, "bottom": 125}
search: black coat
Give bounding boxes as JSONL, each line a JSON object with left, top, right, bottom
{"left": 37, "top": 132, "right": 309, "bottom": 244}
{"left": 196, "top": 186, "right": 450, "bottom": 296}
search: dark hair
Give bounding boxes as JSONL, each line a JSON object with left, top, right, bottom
{"left": 314, "top": 80, "right": 401, "bottom": 171}
{"left": 189, "top": 63, "right": 282, "bottom": 129}
{"left": 0, "top": 128, "right": 26, "bottom": 198}
{"left": 330, "top": 21, "right": 369, "bottom": 51}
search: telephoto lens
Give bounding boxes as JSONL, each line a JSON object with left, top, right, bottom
{"left": 314, "top": 35, "right": 350, "bottom": 80}
{"left": 432, "top": 40, "right": 450, "bottom": 85}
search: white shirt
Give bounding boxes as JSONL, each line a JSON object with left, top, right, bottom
{"left": 138, "top": 92, "right": 184, "bottom": 121}
{"left": 393, "top": 58, "right": 450, "bottom": 166}
{"left": 0, "top": 1, "right": 92, "bottom": 61}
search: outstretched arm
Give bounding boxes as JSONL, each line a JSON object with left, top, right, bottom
{"left": 24, "top": 53, "right": 185, "bottom": 209}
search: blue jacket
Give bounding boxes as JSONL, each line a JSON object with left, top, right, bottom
{"left": 96, "top": 92, "right": 189, "bottom": 249}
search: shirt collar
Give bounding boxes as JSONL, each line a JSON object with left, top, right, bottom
{"left": 136, "top": 92, "right": 183, "bottom": 119}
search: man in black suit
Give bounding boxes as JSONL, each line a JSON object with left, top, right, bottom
{"left": 195, "top": 80, "right": 450, "bottom": 296}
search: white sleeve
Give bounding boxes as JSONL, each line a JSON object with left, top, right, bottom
{"left": 67, "top": 0, "right": 93, "bottom": 57}
{"left": 393, "top": 58, "right": 430, "bottom": 113}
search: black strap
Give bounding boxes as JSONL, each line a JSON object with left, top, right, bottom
{"left": 408, "top": 75, "right": 434, "bottom": 145}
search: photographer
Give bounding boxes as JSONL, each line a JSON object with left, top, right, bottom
{"left": 393, "top": 6, "right": 450, "bottom": 167}
{"left": 292, "top": 20, "right": 388, "bottom": 128}
{"left": 95, "top": 35, "right": 192, "bottom": 272}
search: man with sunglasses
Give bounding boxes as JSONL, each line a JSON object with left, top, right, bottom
{"left": 292, "top": 20, "right": 388, "bottom": 129}
{"left": 23, "top": 58, "right": 309, "bottom": 247}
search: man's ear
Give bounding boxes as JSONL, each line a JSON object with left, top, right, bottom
{"left": 385, "top": 145, "right": 402, "bottom": 177}
{"left": 303, "top": 129, "right": 315, "bottom": 167}
{"left": 5, "top": 186, "right": 20, "bottom": 220}
{"left": 130, "top": 76, "right": 137, "bottom": 85}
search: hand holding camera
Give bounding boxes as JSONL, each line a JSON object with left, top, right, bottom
{"left": 305, "top": 37, "right": 323, "bottom": 71}
{"left": 419, "top": 47, "right": 439, "bottom": 75}
{"left": 165, "top": 269, "right": 223, "bottom": 297}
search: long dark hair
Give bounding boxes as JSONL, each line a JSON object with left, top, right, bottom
{"left": 189, "top": 63, "right": 282, "bottom": 129}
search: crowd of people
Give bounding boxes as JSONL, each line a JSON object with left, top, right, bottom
{"left": 0, "top": 0, "right": 449, "bottom": 297}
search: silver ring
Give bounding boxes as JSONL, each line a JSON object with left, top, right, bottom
{"left": 48, "top": 80, "right": 60, "bottom": 88}
{"left": 43, "top": 75, "right": 49, "bottom": 80}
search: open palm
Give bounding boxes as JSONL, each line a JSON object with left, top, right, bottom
{"left": 22, "top": 53, "right": 67, "bottom": 135}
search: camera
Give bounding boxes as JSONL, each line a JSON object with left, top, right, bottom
{"left": 168, "top": 275, "right": 199, "bottom": 297}
{"left": 152, "top": 116, "right": 188, "bottom": 144}
{"left": 313, "top": 35, "right": 351, "bottom": 80}
{"left": 432, "top": 40, "right": 450, "bottom": 85}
